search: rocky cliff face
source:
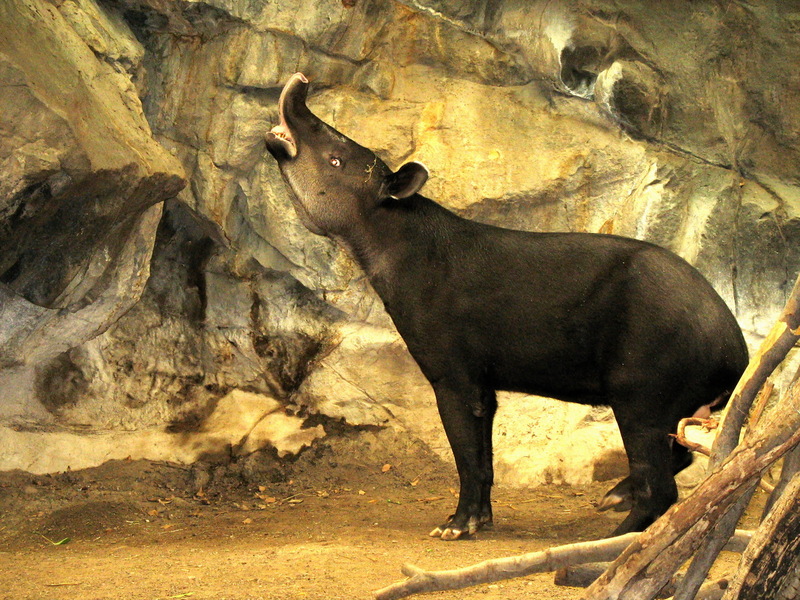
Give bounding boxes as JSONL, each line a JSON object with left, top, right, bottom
{"left": 1, "top": 0, "right": 798, "bottom": 486}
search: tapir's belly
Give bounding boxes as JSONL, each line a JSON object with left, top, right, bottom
{"left": 400, "top": 296, "right": 612, "bottom": 404}
{"left": 478, "top": 322, "right": 608, "bottom": 403}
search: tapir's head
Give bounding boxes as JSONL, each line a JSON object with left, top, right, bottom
{"left": 265, "top": 73, "right": 429, "bottom": 237}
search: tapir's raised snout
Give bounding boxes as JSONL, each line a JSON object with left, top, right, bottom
{"left": 266, "top": 73, "right": 310, "bottom": 161}
{"left": 264, "top": 73, "right": 430, "bottom": 238}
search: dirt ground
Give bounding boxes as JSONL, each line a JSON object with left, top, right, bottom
{"left": 0, "top": 428, "right": 748, "bottom": 600}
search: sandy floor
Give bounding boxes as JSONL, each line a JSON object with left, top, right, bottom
{"left": 0, "top": 428, "right": 749, "bottom": 600}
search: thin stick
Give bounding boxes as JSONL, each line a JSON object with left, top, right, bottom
{"left": 673, "top": 417, "right": 714, "bottom": 456}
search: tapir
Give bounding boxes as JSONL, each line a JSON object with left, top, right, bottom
{"left": 265, "top": 73, "right": 748, "bottom": 539}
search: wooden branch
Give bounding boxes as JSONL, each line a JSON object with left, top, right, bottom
{"left": 372, "top": 533, "right": 640, "bottom": 600}
{"left": 723, "top": 472, "right": 800, "bottom": 600}
{"left": 582, "top": 373, "right": 800, "bottom": 600}
{"left": 377, "top": 275, "right": 800, "bottom": 600}
{"left": 710, "top": 273, "right": 800, "bottom": 469}
{"left": 557, "top": 564, "right": 682, "bottom": 598}
{"left": 675, "top": 402, "right": 777, "bottom": 600}
{"left": 374, "top": 527, "right": 753, "bottom": 600}
{"left": 673, "top": 272, "right": 800, "bottom": 600}
{"left": 745, "top": 379, "right": 774, "bottom": 435}
{"left": 672, "top": 418, "right": 774, "bottom": 490}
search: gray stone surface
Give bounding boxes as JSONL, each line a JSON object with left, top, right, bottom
{"left": 0, "top": 0, "right": 184, "bottom": 424}
{"left": 1, "top": 0, "right": 799, "bottom": 487}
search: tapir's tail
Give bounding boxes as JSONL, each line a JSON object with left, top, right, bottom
{"left": 692, "top": 390, "right": 732, "bottom": 419}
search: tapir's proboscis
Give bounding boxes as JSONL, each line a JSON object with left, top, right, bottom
{"left": 265, "top": 73, "right": 748, "bottom": 540}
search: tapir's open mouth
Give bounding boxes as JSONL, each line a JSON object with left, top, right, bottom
{"left": 266, "top": 73, "right": 308, "bottom": 160}
{"left": 270, "top": 124, "right": 294, "bottom": 154}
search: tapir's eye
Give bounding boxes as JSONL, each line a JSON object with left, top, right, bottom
{"left": 329, "top": 156, "right": 342, "bottom": 168}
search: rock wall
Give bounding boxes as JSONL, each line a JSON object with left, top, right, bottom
{"left": 2, "top": 0, "right": 799, "bottom": 488}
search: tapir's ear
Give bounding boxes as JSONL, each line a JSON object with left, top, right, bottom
{"left": 386, "top": 162, "right": 429, "bottom": 199}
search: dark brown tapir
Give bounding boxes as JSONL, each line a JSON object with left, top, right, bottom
{"left": 265, "top": 73, "right": 748, "bottom": 539}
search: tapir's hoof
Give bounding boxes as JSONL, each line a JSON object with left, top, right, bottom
{"left": 598, "top": 478, "right": 633, "bottom": 512}
{"left": 429, "top": 515, "right": 489, "bottom": 540}
{"left": 429, "top": 525, "right": 443, "bottom": 538}
{"left": 429, "top": 523, "right": 469, "bottom": 540}
{"left": 597, "top": 491, "right": 631, "bottom": 512}
{"left": 430, "top": 526, "right": 465, "bottom": 540}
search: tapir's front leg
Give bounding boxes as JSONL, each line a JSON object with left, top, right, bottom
{"left": 429, "top": 381, "right": 496, "bottom": 540}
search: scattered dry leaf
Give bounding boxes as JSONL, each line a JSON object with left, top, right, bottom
{"left": 381, "top": 464, "right": 392, "bottom": 473}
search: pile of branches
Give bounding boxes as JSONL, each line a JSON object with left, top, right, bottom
{"left": 374, "top": 275, "right": 800, "bottom": 600}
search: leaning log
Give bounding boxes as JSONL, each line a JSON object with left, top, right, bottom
{"left": 722, "top": 472, "right": 800, "bottom": 600}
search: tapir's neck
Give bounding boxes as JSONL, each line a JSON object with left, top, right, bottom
{"left": 334, "top": 195, "right": 462, "bottom": 301}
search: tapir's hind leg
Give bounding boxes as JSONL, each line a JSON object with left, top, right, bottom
{"left": 429, "top": 381, "right": 496, "bottom": 540}
{"left": 598, "top": 432, "right": 692, "bottom": 513}
{"left": 609, "top": 406, "right": 678, "bottom": 535}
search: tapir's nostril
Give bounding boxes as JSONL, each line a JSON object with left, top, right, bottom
{"left": 287, "top": 73, "right": 308, "bottom": 87}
